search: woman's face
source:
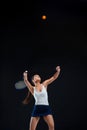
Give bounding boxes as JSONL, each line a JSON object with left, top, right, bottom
{"left": 33, "top": 74, "right": 41, "bottom": 83}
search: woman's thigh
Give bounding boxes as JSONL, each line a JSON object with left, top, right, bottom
{"left": 43, "top": 115, "right": 55, "bottom": 128}
{"left": 29, "top": 116, "right": 40, "bottom": 130}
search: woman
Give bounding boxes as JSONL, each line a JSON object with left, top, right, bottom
{"left": 23, "top": 66, "right": 61, "bottom": 130}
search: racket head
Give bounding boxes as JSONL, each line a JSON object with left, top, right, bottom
{"left": 15, "top": 80, "right": 26, "bottom": 90}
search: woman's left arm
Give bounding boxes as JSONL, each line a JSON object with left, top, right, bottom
{"left": 43, "top": 66, "right": 61, "bottom": 87}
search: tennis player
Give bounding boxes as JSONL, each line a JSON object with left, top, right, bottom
{"left": 23, "top": 66, "right": 61, "bottom": 130}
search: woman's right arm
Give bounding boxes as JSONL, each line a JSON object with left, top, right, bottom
{"left": 23, "top": 71, "right": 34, "bottom": 94}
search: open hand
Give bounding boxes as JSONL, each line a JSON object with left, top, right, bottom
{"left": 56, "top": 66, "right": 61, "bottom": 73}
{"left": 23, "top": 71, "right": 28, "bottom": 79}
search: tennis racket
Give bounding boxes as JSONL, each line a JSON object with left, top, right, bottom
{"left": 15, "top": 70, "right": 28, "bottom": 90}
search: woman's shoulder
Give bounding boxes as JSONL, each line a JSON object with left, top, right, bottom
{"left": 41, "top": 83, "right": 47, "bottom": 88}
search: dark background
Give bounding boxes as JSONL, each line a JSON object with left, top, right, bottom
{"left": 0, "top": 0, "right": 87, "bottom": 130}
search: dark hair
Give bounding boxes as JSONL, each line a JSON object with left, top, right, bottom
{"left": 22, "top": 75, "right": 36, "bottom": 105}
{"left": 22, "top": 91, "right": 32, "bottom": 105}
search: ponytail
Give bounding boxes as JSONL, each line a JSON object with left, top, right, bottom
{"left": 22, "top": 91, "right": 32, "bottom": 105}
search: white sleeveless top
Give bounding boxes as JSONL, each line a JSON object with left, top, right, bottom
{"left": 33, "top": 84, "right": 49, "bottom": 105}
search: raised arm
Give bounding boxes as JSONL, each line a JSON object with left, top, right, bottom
{"left": 23, "top": 71, "right": 34, "bottom": 94}
{"left": 43, "top": 66, "right": 61, "bottom": 87}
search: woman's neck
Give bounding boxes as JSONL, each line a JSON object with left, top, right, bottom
{"left": 35, "top": 82, "right": 41, "bottom": 87}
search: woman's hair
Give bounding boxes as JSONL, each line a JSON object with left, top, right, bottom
{"left": 22, "top": 76, "right": 34, "bottom": 105}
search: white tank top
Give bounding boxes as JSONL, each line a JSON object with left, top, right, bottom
{"left": 33, "top": 84, "right": 49, "bottom": 105}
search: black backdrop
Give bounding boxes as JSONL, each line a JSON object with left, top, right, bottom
{"left": 1, "top": 0, "right": 87, "bottom": 130}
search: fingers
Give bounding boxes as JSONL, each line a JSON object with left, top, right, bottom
{"left": 23, "top": 70, "right": 28, "bottom": 77}
{"left": 56, "top": 66, "right": 60, "bottom": 69}
{"left": 56, "top": 66, "right": 61, "bottom": 72}
{"left": 23, "top": 71, "right": 28, "bottom": 80}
